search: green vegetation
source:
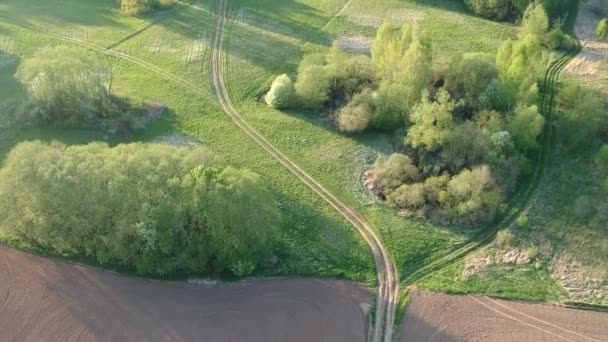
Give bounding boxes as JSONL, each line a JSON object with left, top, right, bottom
{"left": 597, "top": 18, "right": 608, "bottom": 40}
{"left": 265, "top": 74, "right": 294, "bottom": 109}
{"left": 0, "top": 142, "right": 280, "bottom": 277}
{"left": 14, "top": 46, "right": 130, "bottom": 128}
{"left": 120, "top": 0, "right": 175, "bottom": 16}
{"left": 418, "top": 261, "right": 565, "bottom": 302}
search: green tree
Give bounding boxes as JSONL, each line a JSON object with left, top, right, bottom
{"left": 265, "top": 74, "right": 294, "bottom": 109}
{"left": 508, "top": 105, "right": 545, "bottom": 152}
{"left": 120, "top": 0, "right": 152, "bottom": 16}
{"left": 294, "top": 54, "right": 331, "bottom": 110}
{"left": 520, "top": 3, "right": 550, "bottom": 38}
{"left": 557, "top": 84, "right": 607, "bottom": 149}
{"left": 596, "top": 145, "right": 608, "bottom": 175}
{"left": 15, "top": 46, "right": 116, "bottom": 127}
{"left": 597, "top": 18, "right": 608, "bottom": 40}
{"left": 496, "top": 34, "right": 544, "bottom": 104}
{"left": 446, "top": 53, "right": 498, "bottom": 108}
{"left": 465, "top": 0, "right": 513, "bottom": 20}
{"left": 406, "top": 89, "right": 455, "bottom": 152}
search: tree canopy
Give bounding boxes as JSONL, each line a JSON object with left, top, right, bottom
{"left": 0, "top": 142, "right": 281, "bottom": 277}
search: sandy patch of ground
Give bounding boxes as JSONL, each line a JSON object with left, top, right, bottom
{"left": 401, "top": 289, "right": 608, "bottom": 341}
{"left": 346, "top": 9, "right": 424, "bottom": 28}
{"left": 463, "top": 247, "right": 533, "bottom": 278}
{"left": 0, "top": 245, "right": 371, "bottom": 342}
{"left": 564, "top": 0, "right": 608, "bottom": 90}
{"left": 337, "top": 35, "right": 373, "bottom": 55}
{"left": 553, "top": 253, "right": 608, "bottom": 305}
{"left": 152, "top": 133, "right": 203, "bottom": 147}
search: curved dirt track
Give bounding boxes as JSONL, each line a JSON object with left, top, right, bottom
{"left": 209, "top": 1, "right": 398, "bottom": 341}
{"left": 0, "top": 245, "right": 371, "bottom": 342}
{"left": 401, "top": 289, "right": 608, "bottom": 342}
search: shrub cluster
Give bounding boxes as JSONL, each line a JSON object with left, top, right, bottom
{"left": 14, "top": 46, "right": 139, "bottom": 130}
{"left": 0, "top": 142, "right": 281, "bottom": 277}
{"left": 120, "top": 0, "right": 175, "bottom": 16}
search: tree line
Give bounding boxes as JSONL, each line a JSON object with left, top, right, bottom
{"left": 0, "top": 142, "right": 281, "bottom": 277}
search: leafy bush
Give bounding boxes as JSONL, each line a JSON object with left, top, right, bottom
{"left": 465, "top": 0, "right": 514, "bottom": 20}
{"left": 441, "top": 121, "right": 490, "bottom": 173}
{"left": 442, "top": 165, "right": 503, "bottom": 224}
{"left": 517, "top": 214, "right": 529, "bottom": 229}
{"left": 294, "top": 54, "right": 331, "bottom": 110}
{"left": 387, "top": 183, "right": 426, "bottom": 212}
{"left": 373, "top": 153, "right": 421, "bottom": 194}
{"left": 120, "top": 0, "right": 174, "bottom": 16}
{"left": 598, "top": 18, "right": 608, "bottom": 40}
{"left": 520, "top": 3, "right": 549, "bottom": 38}
{"left": 446, "top": 53, "right": 498, "bottom": 108}
{"left": 265, "top": 74, "right": 294, "bottom": 109}
{"left": 15, "top": 46, "right": 120, "bottom": 128}
{"left": 557, "top": 84, "right": 607, "bottom": 149}
{"left": 336, "top": 90, "right": 374, "bottom": 133}
{"left": 497, "top": 34, "right": 545, "bottom": 103}
{"left": 508, "top": 105, "right": 545, "bottom": 153}
{"left": 496, "top": 230, "right": 515, "bottom": 248}
{"left": 0, "top": 142, "right": 280, "bottom": 277}
{"left": 406, "top": 89, "right": 455, "bottom": 152}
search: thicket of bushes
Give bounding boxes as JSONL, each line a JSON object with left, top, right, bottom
{"left": 264, "top": 3, "right": 559, "bottom": 226}
{"left": 0, "top": 142, "right": 281, "bottom": 277}
{"left": 10, "top": 46, "right": 140, "bottom": 130}
{"left": 119, "top": 0, "right": 175, "bottom": 16}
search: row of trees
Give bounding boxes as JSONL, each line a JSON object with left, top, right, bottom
{"left": 464, "top": 0, "right": 576, "bottom": 23}
{"left": 0, "top": 142, "right": 281, "bottom": 277}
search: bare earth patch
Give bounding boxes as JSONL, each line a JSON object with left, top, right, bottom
{"left": 0, "top": 245, "right": 372, "bottom": 342}
{"left": 401, "top": 289, "right": 608, "bottom": 341}
{"left": 337, "top": 35, "right": 373, "bottom": 55}
{"left": 564, "top": 0, "right": 608, "bottom": 92}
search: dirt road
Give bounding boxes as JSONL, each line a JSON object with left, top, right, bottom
{"left": 208, "top": 1, "right": 399, "bottom": 341}
{"left": 401, "top": 289, "right": 608, "bottom": 342}
{"left": 0, "top": 245, "right": 371, "bottom": 342}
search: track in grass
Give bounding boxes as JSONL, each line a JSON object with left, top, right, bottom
{"left": 210, "top": 1, "right": 398, "bottom": 341}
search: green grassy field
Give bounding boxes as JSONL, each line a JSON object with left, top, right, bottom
{"left": 3, "top": 0, "right": 604, "bottom": 306}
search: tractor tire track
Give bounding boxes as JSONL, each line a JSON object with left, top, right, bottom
{"left": 2, "top": 2, "right": 399, "bottom": 341}
{"left": 209, "top": 1, "right": 398, "bottom": 341}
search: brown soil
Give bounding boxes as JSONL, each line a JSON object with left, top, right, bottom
{"left": 401, "top": 289, "right": 608, "bottom": 341}
{"left": 0, "top": 245, "right": 371, "bottom": 341}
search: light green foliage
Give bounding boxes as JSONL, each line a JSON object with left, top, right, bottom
{"left": 598, "top": 18, "right": 608, "bottom": 40}
{"left": 497, "top": 34, "right": 544, "bottom": 103}
{"left": 336, "top": 90, "right": 373, "bottom": 133}
{"left": 326, "top": 43, "right": 373, "bottom": 98}
{"left": 443, "top": 165, "right": 503, "bottom": 224}
{"left": 121, "top": 0, "right": 151, "bottom": 16}
{"left": 120, "top": 0, "right": 174, "bottom": 16}
{"left": 518, "top": 214, "right": 529, "bottom": 228}
{"left": 387, "top": 183, "right": 426, "bottom": 212}
{"left": 373, "top": 153, "right": 421, "bottom": 194}
{"left": 557, "top": 84, "right": 607, "bottom": 149}
{"left": 520, "top": 3, "right": 549, "bottom": 38}
{"left": 441, "top": 121, "right": 490, "bottom": 173}
{"left": 508, "top": 105, "right": 545, "bottom": 152}
{"left": 371, "top": 23, "right": 431, "bottom": 130}
{"left": 15, "top": 46, "right": 117, "bottom": 128}
{"left": 372, "top": 21, "right": 413, "bottom": 81}
{"left": 465, "top": 0, "right": 513, "bottom": 20}
{"left": 406, "top": 89, "right": 455, "bottom": 152}
{"left": 446, "top": 53, "right": 498, "bottom": 108}
{"left": 0, "top": 142, "right": 280, "bottom": 277}
{"left": 294, "top": 54, "right": 331, "bottom": 110}
{"left": 265, "top": 74, "right": 294, "bottom": 109}
{"left": 496, "top": 229, "right": 515, "bottom": 248}
{"left": 476, "top": 110, "right": 507, "bottom": 134}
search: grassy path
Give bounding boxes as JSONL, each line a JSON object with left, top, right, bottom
{"left": 210, "top": 1, "right": 398, "bottom": 341}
